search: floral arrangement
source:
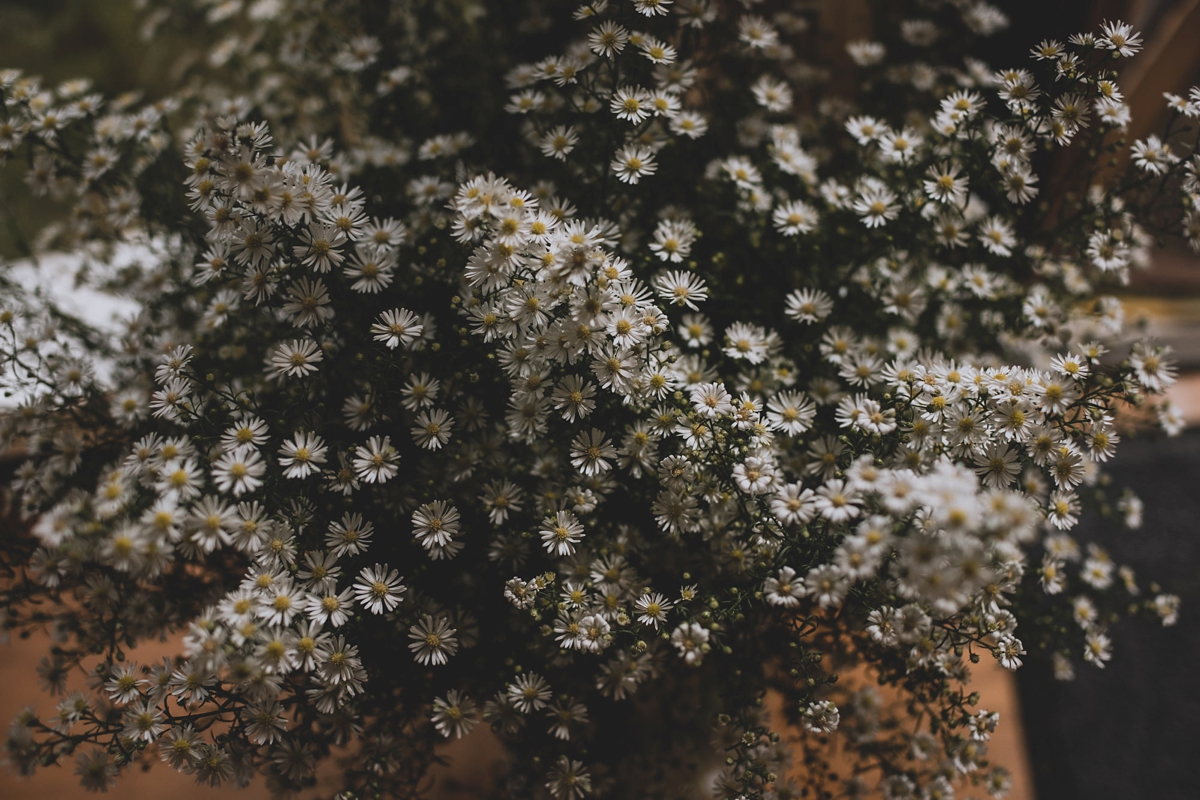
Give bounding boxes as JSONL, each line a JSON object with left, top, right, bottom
{"left": 0, "top": 0, "right": 1195, "bottom": 798}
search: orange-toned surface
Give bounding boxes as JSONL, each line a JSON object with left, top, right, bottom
{"left": 0, "top": 622, "right": 1034, "bottom": 799}
{"left": 0, "top": 629, "right": 273, "bottom": 799}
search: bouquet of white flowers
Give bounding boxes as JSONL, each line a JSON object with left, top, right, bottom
{"left": 1, "top": 0, "right": 1194, "bottom": 797}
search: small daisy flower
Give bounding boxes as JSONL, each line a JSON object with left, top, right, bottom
{"left": 845, "top": 115, "right": 885, "bottom": 145}
{"left": 610, "top": 86, "right": 653, "bottom": 123}
{"left": 540, "top": 510, "right": 585, "bottom": 556}
{"left": 639, "top": 36, "right": 677, "bottom": 65}
{"left": 412, "top": 408, "right": 454, "bottom": 450}
{"left": 432, "top": 690, "right": 478, "bottom": 739}
{"left": 978, "top": 216, "right": 1016, "bottom": 256}
{"left": 270, "top": 338, "right": 324, "bottom": 378}
{"left": 751, "top": 75, "right": 793, "bottom": 112}
{"left": 670, "top": 111, "right": 708, "bottom": 139}
{"left": 408, "top": 615, "right": 459, "bottom": 665}
{"left": 278, "top": 432, "right": 328, "bottom": 479}
{"left": 611, "top": 144, "right": 657, "bottom": 184}
{"left": 670, "top": 622, "right": 709, "bottom": 665}
{"left": 732, "top": 456, "right": 776, "bottom": 494}
{"left": 773, "top": 199, "right": 818, "bottom": 236}
{"left": 763, "top": 566, "right": 804, "bottom": 607}
{"left": 588, "top": 21, "right": 629, "bottom": 57}
{"left": 211, "top": 449, "right": 265, "bottom": 496}
{"left": 353, "top": 435, "right": 399, "bottom": 484}
{"left": 304, "top": 587, "right": 354, "bottom": 627}
{"left": 690, "top": 381, "right": 733, "bottom": 418}
{"left": 570, "top": 428, "right": 617, "bottom": 476}
{"left": 677, "top": 313, "right": 713, "bottom": 347}
{"left": 634, "top": 592, "right": 674, "bottom": 628}
{"left": 507, "top": 672, "right": 552, "bottom": 712}
{"left": 1099, "top": 20, "right": 1142, "bottom": 56}
{"left": 654, "top": 269, "right": 708, "bottom": 309}
{"left": 648, "top": 218, "right": 696, "bottom": 262}
{"left": 1131, "top": 135, "right": 1178, "bottom": 175}
{"left": 412, "top": 500, "right": 461, "bottom": 551}
{"left": 853, "top": 185, "right": 900, "bottom": 228}
{"left": 353, "top": 563, "right": 406, "bottom": 614}
{"left": 540, "top": 126, "right": 578, "bottom": 160}
{"left": 371, "top": 308, "right": 424, "bottom": 349}
{"left": 326, "top": 512, "right": 374, "bottom": 557}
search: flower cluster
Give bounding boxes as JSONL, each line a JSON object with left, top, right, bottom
{"left": 0, "top": 2, "right": 1194, "bottom": 799}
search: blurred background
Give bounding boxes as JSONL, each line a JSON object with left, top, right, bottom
{"left": 1, "top": 0, "right": 1198, "bottom": 798}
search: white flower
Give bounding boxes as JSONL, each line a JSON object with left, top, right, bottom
{"left": 570, "top": 428, "right": 616, "bottom": 476}
{"left": 751, "top": 75, "right": 792, "bottom": 112}
{"left": 688, "top": 381, "right": 731, "bottom": 418}
{"left": 845, "top": 115, "right": 885, "bottom": 145}
{"left": 575, "top": 614, "right": 611, "bottom": 652}
{"left": 270, "top": 338, "right": 324, "bottom": 378}
{"left": 632, "top": 0, "right": 671, "bottom": 16}
{"left": 408, "top": 615, "right": 459, "bottom": 665}
{"left": 677, "top": 313, "right": 712, "bottom": 348}
{"left": 610, "top": 86, "right": 653, "bottom": 123}
{"left": 639, "top": 36, "right": 677, "bottom": 65}
{"left": 211, "top": 449, "right": 265, "bottom": 496}
{"left": 978, "top": 216, "right": 1016, "bottom": 256}
{"left": 588, "top": 21, "right": 628, "bottom": 57}
{"left": 294, "top": 221, "right": 346, "bottom": 272}
{"left": 540, "top": 510, "right": 585, "bottom": 556}
{"left": 545, "top": 756, "right": 592, "bottom": 800}
{"left": 257, "top": 579, "right": 303, "bottom": 626}
{"left": 845, "top": 40, "right": 884, "bottom": 66}
{"left": 973, "top": 442, "right": 1019, "bottom": 488}
{"left": 879, "top": 127, "right": 921, "bottom": 162}
{"left": 1153, "top": 594, "right": 1180, "bottom": 626}
{"left": 773, "top": 199, "right": 818, "bottom": 236}
{"left": 732, "top": 456, "right": 776, "bottom": 495}
{"left": 1083, "top": 630, "right": 1111, "bottom": 667}
{"left": 155, "top": 458, "right": 203, "bottom": 502}
{"left": 325, "top": 513, "right": 374, "bottom": 557}
{"left": 994, "top": 635, "right": 1025, "bottom": 670}
{"left": 763, "top": 567, "right": 803, "bottom": 607}
{"left": 853, "top": 185, "right": 900, "bottom": 227}
{"left": 412, "top": 500, "right": 461, "bottom": 551}
{"left": 670, "top": 622, "right": 709, "bottom": 665}
{"left": 353, "top": 435, "right": 399, "bottom": 483}
{"left": 1130, "top": 342, "right": 1177, "bottom": 392}
{"left": 723, "top": 322, "right": 770, "bottom": 363}
{"left": 304, "top": 587, "right": 354, "bottom": 627}
{"left": 784, "top": 288, "right": 833, "bottom": 324}
{"left": 277, "top": 432, "right": 328, "bottom": 479}
{"left": 353, "top": 563, "right": 406, "bottom": 614}
{"left": 412, "top": 408, "right": 454, "bottom": 450}
{"left": 813, "top": 479, "right": 862, "bottom": 522}
{"left": 923, "top": 162, "right": 968, "bottom": 205}
{"left": 634, "top": 592, "right": 674, "bottom": 628}
{"left": 771, "top": 483, "right": 816, "bottom": 525}
{"left": 432, "top": 690, "right": 478, "bottom": 739}
{"left": 804, "top": 565, "right": 849, "bottom": 608}
{"left": 670, "top": 111, "right": 707, "bottom": 138}
{"left": 801, "top": 700, "right": 840, "bottom": 733}
{"left": 1098, "top": 20, "right": 1142, "bottom": 56}
{"left": 611, "top": 144, "right": 657, "bottom": 183}
{"left": 648, "top": 219, "right": 696, "bottom": 262}
{"left": 540, "top": 125, "right": 578, "bottom": 160}
{"left": 654, "top": 269, "right": 708, "bottom": 309}
{"left": 507, "top": 672, "right": 552, "bottom": 712}
{"left": 370, "top": 308, "right": 423, "bottom": 349}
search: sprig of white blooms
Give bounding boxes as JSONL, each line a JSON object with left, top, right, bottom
{"left": 0, "top": 4, "right": 1194, "bottom": 800}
